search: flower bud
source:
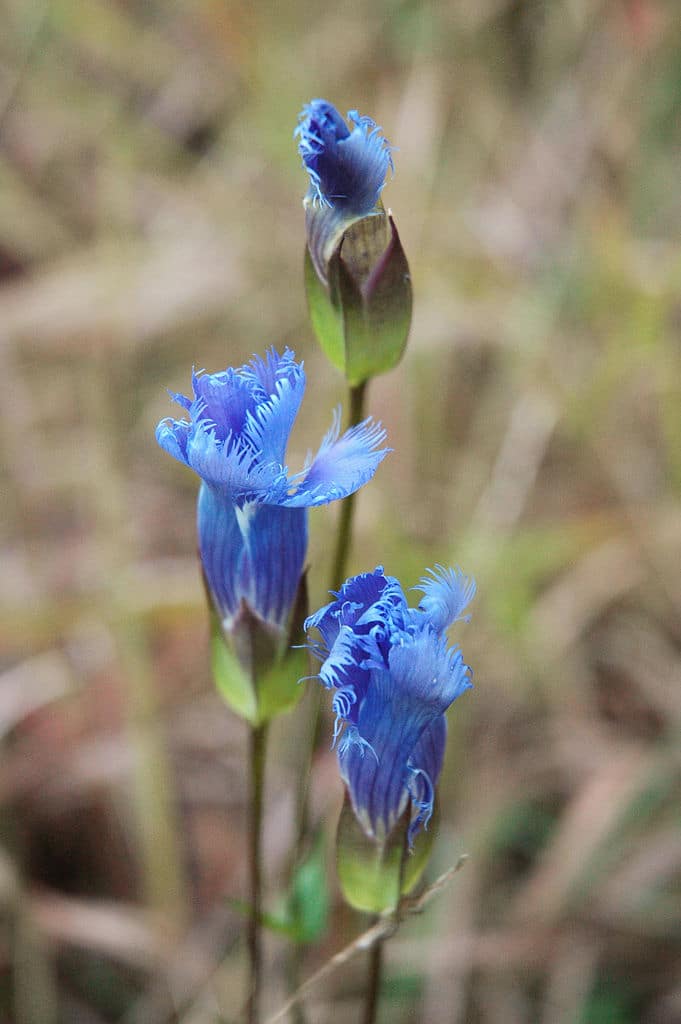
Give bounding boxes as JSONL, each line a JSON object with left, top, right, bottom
{"left": 296, "top": 100, "right": 412, "bottom": 385}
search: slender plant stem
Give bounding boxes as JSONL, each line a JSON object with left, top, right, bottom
{"left": 362, "top": 922, "right": 384, "bottom": 1024}
{"left": 282, "top": 380, "right": 369, "bottom": 1018}
{"left": 362, "top": 823, "right": 409, "bottom": 1024}
{"left": 328, "top": 380, "right": 368, "bottom": 591}
{"left": 247, "top": 721, "right": 268, "bottom": 1024}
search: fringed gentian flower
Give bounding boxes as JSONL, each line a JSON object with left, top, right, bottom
{"left": 306, "top": 565, "right": 475, "bottom": 847}
{"left": 156, "top": 349, "right": 388, "bottom": 713}
{"left": 296, "top": 99, "right": 393, "bottom": 220}
{"left": 295, "top": 100, "right": 412, "bottom": 385}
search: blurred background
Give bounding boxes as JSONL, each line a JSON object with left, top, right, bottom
{"left": 1, "top": 0, "right": 680, "bottom": 1021}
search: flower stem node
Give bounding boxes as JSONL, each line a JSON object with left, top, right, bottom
{"left": 297, "top": 100, "right": 412, "bottom": 385}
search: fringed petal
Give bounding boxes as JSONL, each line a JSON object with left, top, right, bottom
{"left": 415, "top": 565, "right": 476, "bottom": 633}
{"left": 186, "top": 420, "right": 283, "bottom": 497}
{"left": 191, "top": 368, "right": 258, "bottom": 443}
{"left": 156, "top": 417, "right": 190, "bottom": 467}
{"left": 278, "top": 412, "right": 389, "bottom": 508}
{"left": 296, "top": 100, "right": 392, "bottom": 215}
{"left": 407, "top": 716, "right": 447, "bottom": 844}
{"left": 387, "top": 628, "right": 473, "bottom": 712}
{"left": 241, "top": 359, "right": 306, "bottom": 469}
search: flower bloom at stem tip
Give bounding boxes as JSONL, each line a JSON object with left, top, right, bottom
{"left": 156, "top": 348, "right": 389, "bottom": 632}
{"left": 305, "top": 565, "right": 475, "bottom": 846}
{"left": 295, "top": 98, "right": 393, "bottom": 215}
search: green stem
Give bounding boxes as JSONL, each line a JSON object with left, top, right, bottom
{"left": 282, "top": 380, "right": 369, "bottom": 1018}
{"left": 328, "top": 380, "right": 368, "bottom": 591}
{"left": 362, "top": 824, "right": 409, "bottom": 1024}
{"left": 246, "top": 722, "right": 268, "bottom": 1024}
{"left": 362, "top": 924, "right": 384, "bottom": 1024}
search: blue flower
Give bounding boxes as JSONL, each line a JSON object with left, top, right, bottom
{"left": 156, "top": 349, "right": 389, "bottom": 633}
{"left": 295, "top": 99, "right": 393, "bottom": 215}
{"left": 305, "top": 565, "right": 475, "bottom": 845}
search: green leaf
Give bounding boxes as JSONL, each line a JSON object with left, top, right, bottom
{"left": 226, "top": 897, "right": 300, "bottom": 939}
{"left": 287, "top": 829, "right": 329, "bottom": 943}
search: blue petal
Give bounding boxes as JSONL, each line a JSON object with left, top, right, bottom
{"left": 278, "top": 411, "right": 389, "bottom": 508}
{"left": 410, "top": 715, "right": 447, "bottom": 790}
{"left": 387, "top": 628, "right": 473, "bottom": 713}
{"left": 338, "top": 666, "right": 427, "bottom": 840}
{"left": 304, "top": 566, "right": 403, "bottom": 650}
{"left": 415, "top": 565, "right": 476, "bottom": 633}
{"left": 156, "top": 417, "right": 190, "bottom": 467}
{"left": 318, "top": 625, "right": 363, "bottom": 690}
{"left": 241, "top": 356, "right": 306, "bottom": 469}
{"left": 197, "top": 483, "right": 246, "bottom": 621}
{"left": 192, "top": 368, "right": 258, "bottom": 443}
{"left": 186, "top": 418, "right": 283, "bottom": 497}
{"left": 407, "top": 716, "right": 447, "bottom": 843}
{"left": 338, "top": 630, "right": 470, "bottom": 840}
{"left": 242, "top": 502, "right": 308, "bottom": 628}
{"left": 296, "top": 99, "right": 392, "bottom": 215}
{"left": 198, "top": 485, "right": 307, "bottom": 628}
{"left": 331, "top": 684, "right": 358, "bottom": 744}
{"left": 240, "top": 346, "right": 301, "bottom": 399}
{"left": 168, "top": 389, "right": 192, "bottom": 412}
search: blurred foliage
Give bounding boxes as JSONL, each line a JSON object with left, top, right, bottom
{"left": 1, "top": 0, "right": 680, "bottom": 1021}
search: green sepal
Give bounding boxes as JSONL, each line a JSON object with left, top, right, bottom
{"left": 208, "top": 571, "right": 309, "bottom": 726}
{"left": 211, "top": 619, "right": 258, "bottom": 723}
{"left": 340, "top": 214, "right": 412, "bottom": 386}
{"left": 304, "top": 246, "right": 345, "bottom": 373}
{"left": 304, "top": 211, "right": 412, "bottom": 386}
{"left": 335, "top": 793, "right": 437, "bottom": 914}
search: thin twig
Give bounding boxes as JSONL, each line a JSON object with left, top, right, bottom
{"left": 265, "top": 856, "right": 468, "bottom": 1024}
